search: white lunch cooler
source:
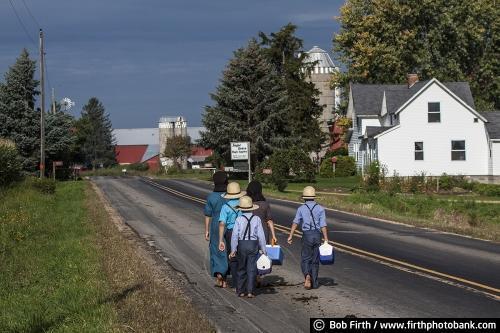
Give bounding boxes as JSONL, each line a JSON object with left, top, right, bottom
{"left": 256, "top": 254, "right": 272, "bottom": 275}
{"left": 319, "top": 242, "right": 335, "bottom": 265}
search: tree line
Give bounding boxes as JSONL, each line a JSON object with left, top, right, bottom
{"left": 0, "top": 49, "right": 115, "bottom": 181}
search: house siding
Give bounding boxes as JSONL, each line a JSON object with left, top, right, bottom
{"left": 377, "top": 83, "right": 489, "bottom": 176}
{"left": 492, "top": 142, "right": 500, "bottom": 176}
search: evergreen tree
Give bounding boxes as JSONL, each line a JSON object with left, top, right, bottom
{"left": 0, "top": 49, "right": 40, "bottom": 171}
{"left": 75, "top": 97, "right": 115, "bottom": 169}
{"left": 45, "top": 102, "right": 77, "bottom": 166}
{"left": 260, "top": 24, "right": 326, "bottom": 153}
{"left": 333, "top": 0, "right": 499, "bottom": 111}
{"left": 200, "top": 39, "right": 288, "bottom": 165}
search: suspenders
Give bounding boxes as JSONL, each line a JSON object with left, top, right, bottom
{"left": 241, "top": 214, "right": 255, "bottom": 240}
{"left": 305, "top": 203, "right": 319, "bottom": 230}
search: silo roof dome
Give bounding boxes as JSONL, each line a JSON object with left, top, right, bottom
{"left": 305, "top": 46, "right": 336, "bottom": 69}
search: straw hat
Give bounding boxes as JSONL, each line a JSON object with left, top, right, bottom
{"left": 237, "top": 196, "right": 259, "bottom": 211}
{"left": 302, "top": 186, "right": 316, "bottom": 199}
{"left": 223, "top": 182, "right": 246, "bottom": 199}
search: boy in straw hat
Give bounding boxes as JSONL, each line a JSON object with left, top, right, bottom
{"left": 287, "top": 186, "right": 329, "bottom": 289}
{"left": 218, "top": 182, "right": 246, "bottom": 288}
{"left": 229, "top": 195, "right": 267, "bottom": 298}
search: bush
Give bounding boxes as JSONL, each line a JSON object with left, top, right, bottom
{"left": 334, "top": 156, "right": 356, "bottom": 177}
{"left": 319, "top": 158, "right": 334, "bottom": 178}
{"left": 0, "top": 139, "right": 23, "bottom": 187}
{"left": 286, "top": 147, "right": 315, "bottom": 182}
{"left": 363, "top": 161, "right": 381, "bottom": 192}
{"left": 473, "top": 183, "right": 500, "bottom": 197}
{"left": 127, "top": 163, "right": 149, "bottom": 171}
{"left": 30, "top": 178, "right": 56, "bottom": 194}
{"left": 324, "top": 147, "right": 348, "bottom": 160}
{"left": 256, "top": 148, "right": 315, "bottom": 192}
{"left": 385, "top": 171, "right": 402, "bottom": 195}
{"left": 438, "top": 173, "right": 472, "bottom": 191}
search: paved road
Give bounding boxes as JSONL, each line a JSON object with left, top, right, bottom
{"left": 93, "top": 176, "right": 500, "bottom": 332}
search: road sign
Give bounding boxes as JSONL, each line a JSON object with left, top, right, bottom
{"left": 233, "top": 161, "right": 249, "bottom": 171}
{"left": 230, "top": 142, "right": 249, "bottom": 160}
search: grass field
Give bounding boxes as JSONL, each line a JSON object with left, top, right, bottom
{"left": 0, "top": 180, "right": 214, "bottom": 332}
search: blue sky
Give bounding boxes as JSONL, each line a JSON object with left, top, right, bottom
{"left": 1, "top": 0, "right": 343, "bottom": 127}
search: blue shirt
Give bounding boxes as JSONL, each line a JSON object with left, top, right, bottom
{"left": 292, "top": 201, "right": 327, "bottom": 231}
{"left": 218, "top": 198, "right": 241, "bottom": 230}
{"left": 231, "top": 213, "right": 266, "bottom": 253}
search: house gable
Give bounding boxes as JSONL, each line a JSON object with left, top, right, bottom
{"left": 395, "top": 78, "right": 487, "bottom": 122}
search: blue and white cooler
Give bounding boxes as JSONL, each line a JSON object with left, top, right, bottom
{"left": 319, "top": 242, "right": 335, "bottom": 265}
{"left": 256, "top": 254, "right": 272, "bottom": 275}
{"left": 265, "top": 240, "right": 283, "bottom": 265}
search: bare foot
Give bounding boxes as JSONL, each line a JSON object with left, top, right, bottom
{"left": 216, "top": 274, "right": 223, "bottom": 287}
{"left": 304, "top": 275, "right": 312, "bottom": 290}
{"left": 222, "top": 280, "right": 228, "bottom": 288}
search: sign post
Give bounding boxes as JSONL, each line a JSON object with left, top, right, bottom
{"left": 231, "top": 142, "right": 251, "bottom": 182}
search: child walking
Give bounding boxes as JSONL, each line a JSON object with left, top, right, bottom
{"left": 287, "top": 186, "right": 329, "bottom": 290}
{"left": 230, "top": 196, "right": 267, "bottom": 298}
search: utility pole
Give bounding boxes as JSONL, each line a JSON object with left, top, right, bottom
{"left": 51, "top": 88, "right": 56, "bottom": 114}
{"left": 39, "top": 29, "right": 45, "bottom": 178}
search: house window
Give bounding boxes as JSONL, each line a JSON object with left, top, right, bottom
{"left": 451, "top": 140, "right": 466, "bottom": 160}
{"left": 414, "top": 142, "right": 424, "bottom": 160}
{"left": 428, "top": 102, "right": 441, "bottom": 123}
{"left": 474, "top": 118, "right": 478, "bottom": 123}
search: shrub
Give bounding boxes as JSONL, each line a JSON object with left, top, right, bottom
{"left": 385, "top": 171, "right": 402, "bottom": 195}
{"left": 256, "top": 148, "right": 315, "bottom": 191}
{"left": 30, "top": 178, "right": 56, "bottom": 194}
{"left": 363, "top": 161, "right": 381, "bottom": 192}
{"left": 319, "top": 158, "right": 334, "bottom": 178}
{"left": 438, "top": 174, "right": 473, "bottom": 191}
{"left": 334, "top": 156, "right": 356, "bottom": 177}
{"left": 128, "top": 163, "right": 149, "bottom": 171}
{"left": 0, "top": 138, "right": 23, "bottom": 187}
{"left": 324, "top": 147, "right": 348, "bottom": 160}
{"left": 473, "top": 183, "right": 500, "bottom": 197}
{"left": 409, "top": 172, "right": 426, "bottom": 194}
{"left": 286, "top": 147, "right": 315, "bottom": 182}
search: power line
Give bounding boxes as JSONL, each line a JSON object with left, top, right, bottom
{"left": 20, "top": 0, "right": 41, "bottom": 29}
{"left": 8, "top": 0, "right": 36, "bottom": 46}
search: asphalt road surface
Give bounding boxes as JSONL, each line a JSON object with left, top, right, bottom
{"left": 93, "top": 176, "right": 500, "bottom": 332}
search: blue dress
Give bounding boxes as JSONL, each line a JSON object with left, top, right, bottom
{"left": 204, "top": 191, "right": 228, "bottom": 277}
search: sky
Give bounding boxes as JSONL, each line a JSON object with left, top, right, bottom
{"left": 1, "top": 0, "right": 343, "bottom": 128}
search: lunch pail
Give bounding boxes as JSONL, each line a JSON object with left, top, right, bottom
{"left": 265, "top": 239, "right": 283, "bottom": 265}
{"left": 256, "top": 254, "right": 272, "bottom": 275}
{"left": 319, "top": 242, "right": 334, "bottom": 265}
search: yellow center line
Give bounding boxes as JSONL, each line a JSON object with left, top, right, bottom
{"left": 141, "top": 178, "right": 500, "bottom": 300}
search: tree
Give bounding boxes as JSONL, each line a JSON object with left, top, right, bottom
{"left": 333, "top": 0, "right": 499, "bottom": 111}
{"left": 0, "top": 138, "right": 22, "bottom": 187}
{"left": 163, "top": 135, "right": 191, "bottom": 168}
{"left": 0, "top": 49, "right": 40, "bottom": 172}
{"left": 75, "top": 98, "right": 115, "bottom": 169}
{"left": 260, "top": 24, "right": 327, "bottom": 153}
{"left": 45, "top": 102, "right": 77, "bottom": 166}
{"left": 200, "top": 39, "right": 289, "bottom": 166}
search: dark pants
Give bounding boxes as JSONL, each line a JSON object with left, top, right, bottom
{"left": 301, "top": 230, "right": 321, "bottom": 289}
{"left": 224, "top": 229, "right": 238, "bottom": 287}
{"left": 236, "top": 240, "right": 259, "bottom": 295}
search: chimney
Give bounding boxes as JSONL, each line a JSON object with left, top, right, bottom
{"left": 407, "top": 73, "right": 419, "bottom": 88}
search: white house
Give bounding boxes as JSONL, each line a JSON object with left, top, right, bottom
{"left": 346, "top": 75, "right": 500, "bottom": 182}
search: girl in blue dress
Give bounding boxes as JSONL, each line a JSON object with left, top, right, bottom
{"left": 204, "top": 171, "right": 229, "bottom": 287}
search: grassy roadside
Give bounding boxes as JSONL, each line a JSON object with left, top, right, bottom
{"left": 0, "top": 181, "right": 214, "bottom": 332}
